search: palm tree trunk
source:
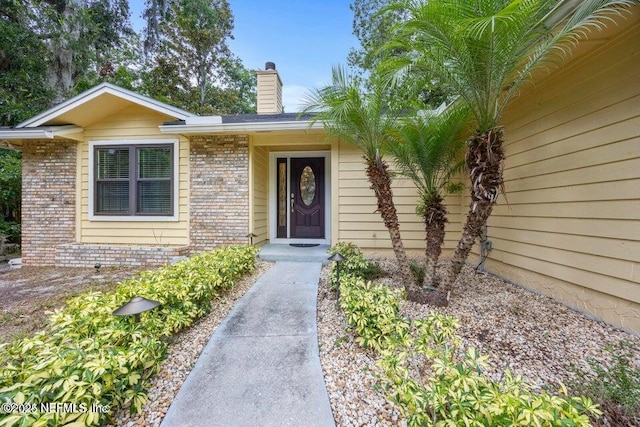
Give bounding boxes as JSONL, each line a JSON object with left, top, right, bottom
{"left": 442, "top": 127, "right": 505, "bottom": 299}
{"left": 422, "top": 193, "right": 447, "bottom": 288}
{"left": 364, "top": 159, "right": 417, "bottom": 294}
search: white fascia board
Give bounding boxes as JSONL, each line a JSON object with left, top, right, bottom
{"left": 159, "top": 120, "right": 325, "bottom": 134}
{"left": 18, "top": 83, "right": 196, "bottom": 128}
{"left": 0, "top": 125, "right": 84, "bottom": 140}
{"left": 185, "top": 116, "right": 222, "bottom": 125}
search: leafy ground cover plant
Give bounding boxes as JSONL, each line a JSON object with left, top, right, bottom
{"left": 0, "top": 245, "right": 257, "bottom": 426}
{"left": 329, "top": 243, "right": 602, "bottom": 426}
{"left": 568, "top": 341, "right": 640, "bottom": 426}
{"left": 328, "top": 242, "right": 381, "bottom": 288}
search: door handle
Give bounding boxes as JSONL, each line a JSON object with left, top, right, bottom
{"left": 290, "top": 193, "right": 294, "bottom": 212}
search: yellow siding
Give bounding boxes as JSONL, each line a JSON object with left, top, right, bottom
{"left": 337, "top": 141, "right": 463, "bottom": 250}
{"left": 256, "top": 70, "right": 282, "bottom": 114}
{"left": 252, "top": 145, "right": 269, "bottom": 244}
{"left": 79, "top": 105, "right": 189, "bottom": 246}
{"left": 483, "top": 12, "right": 640, "bottom": 332}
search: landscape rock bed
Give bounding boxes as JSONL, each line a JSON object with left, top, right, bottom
{"left": 316, "top": 259, "right": 640, "bottom": 426}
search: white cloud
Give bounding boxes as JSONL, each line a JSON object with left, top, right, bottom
{"left": 282, "top": 85, "right": 311, "bottom": 113}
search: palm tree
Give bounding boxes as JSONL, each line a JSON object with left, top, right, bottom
{"left": 387, "top": 106, "right": 469, "bottom": 291}
{"left": 383, "top": 0, "right": 639, "bottom": 302}
{"left": 302, "top": 66, "right": 422, "bottom": 299}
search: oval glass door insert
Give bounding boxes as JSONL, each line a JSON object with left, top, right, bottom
{"left": 300, "top": 166, "right": 316, "bottom": 206}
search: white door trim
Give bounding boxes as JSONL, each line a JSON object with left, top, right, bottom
{"left": 268, "top": 151, "right": 331, "bottom": 245}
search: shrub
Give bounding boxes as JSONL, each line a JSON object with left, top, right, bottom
{"left": 338, "top": 274, "right": 408, "bottom": 351}
{"left": 569, "top": 341, "right": 640, "bottom": 426}
{"left": 0, "top": 221, "right": 19, "bottom": 246}
{"left": 379, "top": 312, "right": 601, "bottom": 426}
{"left": 332, "top": 243, "right": 601, "bottom": 426}
{"left": 409, "top": 260, "right": 425, "bottom": 285}
{"left": 328, "top": 242, "right": 381, "bottom": 288}
{"left": 0, "top": 245, "right": 257, "bottom": 426}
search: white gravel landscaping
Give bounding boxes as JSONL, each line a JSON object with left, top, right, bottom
{"left": 316, "top": 259, "right": 640, "bottom": 426}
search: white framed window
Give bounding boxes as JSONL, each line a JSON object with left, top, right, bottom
{"left": 89, "top": 139, "right": 179, "bottom": 221}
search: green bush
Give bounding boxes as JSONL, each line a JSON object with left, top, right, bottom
{"left": 0, "top": 245, "right": 257, "bottom": 426}
{"left": 338, "top": 273, "right": 409, "bottom": 351}
{"left": 328, "top": 242, "right": 381, "bottom": 288}
{"left": 0, "top": 222, "right": 19, "bottom": 246}
{"left": 409, "top": 260, "right": 425, "bottom": 285}
{"left": 569, "top": 341, "right": 640, "bottom": 425}
{"left": 332, "top": 242, "right": 601, "bottom": 426}
{"left": 380, "top": 312, "right": 600, "bottom": 426}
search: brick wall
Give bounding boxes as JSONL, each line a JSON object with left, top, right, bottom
{"left": 21, "top": 140, "right": 77, "bottom": 265}
{"left": 56, "top": 243, "right": 189, "bottom": 267}
{"left": 190, "top": 135, "right": 250, "bottom": 252}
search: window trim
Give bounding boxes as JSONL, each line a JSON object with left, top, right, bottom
{"left": 89, "top": 139, "right": 180, "bottom": 222}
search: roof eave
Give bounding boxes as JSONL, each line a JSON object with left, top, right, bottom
{"left": 0, "top": 125, "right": 84, "bottom": 140}
{"left": 159, "top": 120, "right": 325, "bottom": 135}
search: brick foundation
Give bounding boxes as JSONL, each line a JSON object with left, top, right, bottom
{"left": 56, "top": 243, "right": 190, "bottom": 267}
{"left": 21, "top": 140, "right": 77, "bottom": 265}
{"left": 189, "top": 135, "right": 250, "bottom": 252}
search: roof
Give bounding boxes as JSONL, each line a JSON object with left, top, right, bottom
{"left": 159, "top": 112, "right": 323, "bottom": 134}
{"left": 16, "top": 82, "right": 196, "bottom": 129}
{"left": 220, "top": 113, "right": 316, "bottom": 124}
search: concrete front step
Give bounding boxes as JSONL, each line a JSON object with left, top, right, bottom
{"left": 258, "top": 244, "right": 330, "bottom": 263}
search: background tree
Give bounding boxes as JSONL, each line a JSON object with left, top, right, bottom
{"left": 144, "top": 0, "right": 255, "bottom": 114}
{"left": 383, "top": 0, "right": 640, "bottom": 302}
{"left": 303, "top": 66, "right": 425, "bottom": 300}
{"left": 0, "top": 2, "right": 52, "bottom": 126}
{"left": 350, "top": 0, "right": 450, "bottom": 110}
{"left": 387, "top": 106, "right": 468, "bottom": 293}
{"left": 0, "top": 149, "right": 22, "bottom": 244}
{"left": 34, "top": 0, "right": 134, "bottom": 103}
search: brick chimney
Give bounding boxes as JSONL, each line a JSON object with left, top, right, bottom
{"left": 256, "top": 62, "right": 283, "bottom": 114}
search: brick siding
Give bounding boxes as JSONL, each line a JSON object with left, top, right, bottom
{"left": 56, "top": 243, "right": 189, "bottom": 267}
{"left": 190, "top": 135, "right": 250, "bottom": 252}
{"left": 21, "top": 139, "right": 190, "bottom": 267}
{"left": 21, "top": 140, "right": 77, "bottom": 265}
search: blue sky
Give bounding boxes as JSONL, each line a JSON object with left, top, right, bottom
{"left": 130, "top": 1, "right": 359, "bottom": 112}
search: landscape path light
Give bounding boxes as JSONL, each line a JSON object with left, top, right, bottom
{"left": 113, "top": 296, "right": 161, "bottom": 323}
{"left": 246, "top": 232, "right": 257, "bottom": 245}
{"left": 328, "top": 253, "right": 346, "bottom": 304}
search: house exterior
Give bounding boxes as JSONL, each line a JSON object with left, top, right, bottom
{"left": 0, "top": 6, "right": 638, "bottom": 333}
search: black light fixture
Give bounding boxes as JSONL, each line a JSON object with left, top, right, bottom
{"left": 94, "top": 263, "right": 101, "bottom": 273}
{"left": 246, "top": 232, "right": 257, "bottom": 245}
{"left": 328, "top": 253, "right": 346, "bottom": 303}
{"left": 113, "top": 296, "right": 161, "bottom": 323}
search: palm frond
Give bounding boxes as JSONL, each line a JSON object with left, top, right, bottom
{"left": 387, "top": 104, "right": 470, "bottom": 199}
{"left": 381, "top": 0, "right": 638, "bottom": 131}
{"left": 301, "top": 65, "right": 399, "bottom": 161}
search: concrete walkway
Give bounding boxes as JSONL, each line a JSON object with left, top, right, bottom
{"left": 161, "top": 258, "right": 335, "bottom": 427}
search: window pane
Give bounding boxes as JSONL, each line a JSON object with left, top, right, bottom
{"left": 96, "top": 181, "right": 129, "bottom": 213}
{"left": 139, "top": 147, "right": 171, "bottom": 179}
{"left": 137, "top": 181, "right": 171, "bottom": 214}
{"left": 97, "top": 148, "right": 129, "bottom": 179}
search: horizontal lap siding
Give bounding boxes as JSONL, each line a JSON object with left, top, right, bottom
{"left": 337, "top": 142, "right": 463, "bottom": 250}
{"left": 485, "top": 13, "right": 640, "bottom": 332}
{"left": 80, "top": 105, "right": 190, "bottom": 246}
{"left": 252, "top": 145, "right": 269, "bottom": 244}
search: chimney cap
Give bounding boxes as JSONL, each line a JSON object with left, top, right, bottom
{"left": 265, "top": 62, "right": 276, "bottom": 71}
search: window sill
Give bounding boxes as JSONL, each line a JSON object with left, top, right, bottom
{"left": 88, "top": 214, "right": 180, "bottom": 222}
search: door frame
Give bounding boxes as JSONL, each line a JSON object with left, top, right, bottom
{"left": 269, "top": 151, "right": 331, "bottom": 245}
